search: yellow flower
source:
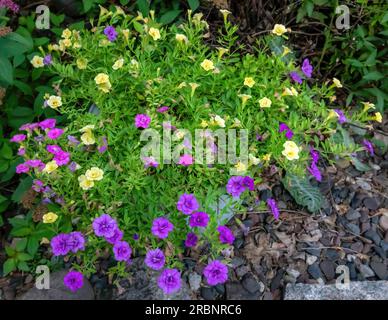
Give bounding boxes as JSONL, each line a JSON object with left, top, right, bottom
{"left": 326, "top": 109, "right": 337, "bottom": 121}
{"left": 175, "top": 34, "right": 188, "bottom": 43}
{"left": 220, "top": 9, "right": 232, "bottom": 20}
{"left": 259, "top": 97, "right": 272, "bottom": 108}
{"left": 362, "top": 102, "right": 375, "bottom": 112}
{"left": 217, "top": 47, "right": 229, "bottom": 59}
{"left": 30, "top": 56, "right": 44, "bottom": 68}
{"left": 72, "top": 42, "right": 81, "bottom": 49}
{"left": 94, "top": 73, "right": 109, "bottom": 85}
{"left": 282, "top": 87, "right": 298, "bottom": 97}
{"left": 78, "top": 175, "right": 94, "bottom": 190}
{"left": 62, "top": 28, "right": 72, "bottom": 39}
{"left": 76, "top": 58, "right": 87, "bottom": 69}
{"left": 46, "top": 95, "right": 62, "bottom": 109}
{"left": 178, "top": 82, "right": 187, "bottom": 88}
{"left": 272, "top": 24, "right": 288, "bottom": 36}
{"left": 249, "top": 153, "right": 260, "bottom": 165}
{"left": 213, "top": 115, "right": 226, "bottom": 128}
{"left": 85, "top": 167, "right": 104, "bottom": 181}
{"left": 200, "top": 59, "right": 215, "bottom": 71}
{"left": 282, "top": 46, "right": 291, "bottom": 56}
{"left": 81, "top": 130, "right": 95, "bottom": 145}
{"left": 262, "top": 154, "right": 271, "bottom": 162}
{"left": 244, "top": 77, "right": 255, "bottom": 88}
{"left": 374, "top": 112, "right": 382, "bottom": 123}
{"left": 112, "top": 58, "right": 124, "bottom": 70}
{"left": 282, "top": 141, "right": 300, "bottom": 161}
{"left": 235, "top": 161, "right": 247, "bottom": 173}
{"left": 189, "top": 82, "right": 199, "bottom": 96}
{"left": 43, "top": 161, "right": 58, "bottom": 174}
{"left": 148, "top": 27, "right": 161, "bottom": 41}
{"left": 175, "top": 130, "right": 185, "bottom": 139}
{"left": 122, "top": 29, "right": 130, "bottom": 40}
{"left": 80, "top": 125, "right": 95, "bottom": 132}
{"left": 62, "top": 38, "right": 72, "bottom": 47}
{"left": 238, "top": 94, "right": 251, "bottom": 105}
{"left": 232, "top": 118, "right": 241, "bottom": 128}
{"left": 200, "top": 120, "right": 208, "bottom": 128}
{"left": 43, "top": 212, "right": 58, "bottom": 224}
{"left": 333, "top": 78, "right": 343, "bottom": 88}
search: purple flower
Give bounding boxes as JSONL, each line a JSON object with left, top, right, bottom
{"left": 51, "top": 234, "right": 71, "bottom": 256}
{"left": 133, "top": 233, "right": 139, "bottom": 241}
{"left": 256, "top": 133, "right": 263, "bottom": 141}
{"left": 310, "top": 147, "right": 320, "bottom": 163}
{"left": 39, "top": 118, "right": 56, "bottom": 130}
{"left": 157, "top": 269, "right": 181, "bottom": 295}
{"left": 104, "top": 26, "right": 117, "bottom": 42}
{"left": 178, "top": 154, "right": 193, "bottom": 166}
{"left": 189, "top": 211, "right": 209, "bottom": 228}
{"left": 92, "top": 214, "right": 118, "bottom": 238}
{"left": 63, "top": 271, "right": 84, "bottom": 292}
{"left": 47, "top": 128, "right": 64, "bottom": 140}
{"left": 134, "top": 114, "right": 151, "bottom": 129}
{"left": 19, "top": 123, "right": 38, "bottom": 132}
{"left": 157, "top": 106, "right": 169, "bottom": 113}
{"left": 185, "top": 232, "right": 198, "bottom": 247}
{"left": 67, "top": 135, "right": 80, "bottom": 145}
{"left": 301, "top": 58, "right": 313, "bottom": 78}
{"left": 53, "top": 151, "right": 70, "bottom": 166}
{"left": 68, "top": 161, "right": 79, "bottom": 172}
{"left": 113, "top": 241, "right": 132, "bottom": 261}
{"left": 142, "top": 156, "right": 159, "bottom": 168}
{"left": 242, "top": 176, "right": 255, "bottom": 191}
{"left": 17, "top": 147, "right": 26, "bottom": 156}
{"left": 290, "top": 71, "right": 303, "bottom": 84}
{"left": 217, "top": 225, "right": 235, "bottom": 245}
{"left": 32, "top": 179, "right": 44, "bottom": 192}
{"left": 334, "top": 109, "right": 347, "bottom": 124}
{"left": 16, "top": 163, "right": 29, "bottom": 174}
{"left": 105, "top": 228, "right": 123, "bottom": 244}
{"left": 98, "top": 136, "right": 108, "bottom": 153}
{"left": 43, "top": 54, "right": 52, "bottom": 66}
{"left": 362, "top": 139, "right": 374, "bottom": 156}
{"left": 25, "top": 159, "right": 45, "bottom": 169}
{"left": 46, "top": 144, "right": 63, "bottom": 154}
{"left": 177, "top": 193, "right": 199, "bottom": 215}
{"left": 203, "top": 260, "right": 228, "bottom": 286}
{"left": 145, "top": 248, "right": 165, "bottom": 270}
{"left": 279, "top": 122, "right": 294, "bottom": 139}
{"left": 67, "top": 232, "right": 85, "bottom": 253}
{"left": 10, "top": 134, "right": 26, "bottom": 143}
{"left": 151, "top": 217, "right": 174, "bottom": 239}
{"left": 0, "top": 0, "right": 19, "bottom": 13}
{"left": 226, "top": 176, "right": 254, "bottom": 198}
{"left": 307, "top": 162, "right": 322, "bottom": 182}
{"left": 267, "top": 198, "right": 280, "bottom": 220}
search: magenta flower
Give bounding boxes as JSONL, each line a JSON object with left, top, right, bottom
{"left": 67, "top": 232, "right": 86, "bottom": 253}
{"left": 290, "top": 71, "right": 302, "bottom": 84}
{"left": 46, "top": 144, "right": 63, "bottom": 155}
{"left": 142, "top": 156, "right": 159, "bottom": 168}
{"left": 53, "top": 151, "right": 70, "bottom": 166}
{"left": 310, "top": 147, "right": 320, "bottom": 163}
{"left": 151, "top": 217, "right": 174, "bottom": 239}
{"left": 203, "top": 260, "right": 228, "bottom": 286}
{"left": 267, "top": 198, "right": 280, "bottom": 220}
{"left": 279, "top": 122, "right": 294, "bottom": 139}
{"left": 145, "top": 248, "right": 165, "bottom": 270}
{"left": 307, "top": 162, "right": 322, "bottom": 182}
{"left": 185, "top": 232, "right": 198, "bottom": 247}
{"left": 334, "top": 109, "right": 347, "bottom": 124}
{"left": 51, "top": 233, "right": 71, "bottom": 256}
{"left": 178, "top": 154, "right": 193, "bottom": 166}
{"left": 104, "top": 26, "right": 117, "bottom": 41}
{"left": 362, "top": 139, "right": 374, "bottom": 156}
{"left": 0, "top": 0, "right": 19, "bottom": 13}
{"left": 39, "top": 118, "right": 56, "bottom": 130}
{"left": 157, "top": 106, "right": 169, "bottom": 113}
{"left": 217, "top": 225, "right": 235, "bottom": 245}
{"left": 10, "top": 134, "right": 26, "bottom": 143}
{"left": 17, "top": 147, "right": 26, "bottom": 156}
{"left": 47, "top": 128, "right": 64, "bottom": 140}
{"left": 189, "top": 211, "right": 209, "bottom": 228}
{"left": 63, "top": 271, "right": 84, "bottom": 292}
{"left": 157, "top": 269, "right": 181, "bottom": 295}
{"left": 113, "top": 241, "right": 132, "bottom": 261}
{"left": 105, "top": 228, "right": 123, "bottom": 244}
{"left": 92, "top": 214, "right": 118, "bottom": 238}
{"left": 301, "top": 58, "right": 313, "bottom": 78}
{"left": 19, "top": 123, "right": 39, "bottom": 131}
{"left": 25, "top": 159, "right": 45, "bottom": 169}
{"left": 177, "top": 193, "right": 199, "bottom": 215}
{"left": 16, "top": 163, "right": 29, "bottom": 174}
{"left": 32, "top": 179, "right": 44, "bottom": 192}
{"left": 134, "top": 114, "right": 151, "bottom": 129}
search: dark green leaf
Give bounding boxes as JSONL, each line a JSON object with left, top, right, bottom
{"left": 3, "top": 259, "right": 16, "bottom": 276}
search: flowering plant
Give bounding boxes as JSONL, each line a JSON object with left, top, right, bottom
{"left": 8, "top": 7, "right": 380, "bottom": 294}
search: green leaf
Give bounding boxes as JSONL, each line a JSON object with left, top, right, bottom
{"left": 0, "top": 142, "right": 13, "bottom": 160}
{"left": 188, "top": 0, "right": 200, "bottom": 11}
{"left": 159, "top": 9, "right": 181, "bottom": 25}
{"left": 11, "top": 176, "right": 33, "bottom": 203}
{"left": 306, "top": 1, "right": 314, "bottom": 17}
{"left": 82, "top": 0, "right": 95, "bottom": 12}
{"left": 27, "top": 237, "right": 39, "bottom": 256}
{"left": 282, "top": 173, "right": 324, "bottom": 213}
{"left": 10, "top": 227, "right": 32, "bottom": 237}
{"left": 5, "top": 246, "right": 15, "bottom": 257}
{"left": 17, "top": 252, "right": 33, "bottom": 261}
{"left": 17, "top": 261, "right": 30, "bottom": 272}
{"left": 0, "top": 55, "right": 14, "bottom": 84}
{"left": 363, "top": 71, "right": 384, "bottom": 81}
{"left": 136, "top": 0, "right": 149, "bottom": 16}
{"left": 3, "top": 259, "right": 16, "bottom": 276}
{"left": 13, "top": 80, "right": 33, "bottom": 95}
{"left": 350, "top": 156, "right": 371, "bottom": 172}
{"left": 16, "top": 238, "right": 28, "bottom": 252}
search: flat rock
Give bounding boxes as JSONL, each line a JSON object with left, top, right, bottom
{"left": 18, "top": 270, "right": 94, "bottom": 300}
{"left": 379, "top": 216, "right": 388, "bottom": 231}
{"left": 319, "top": 260, "right": 336, "bottom": 281}
{"left": 226, "top": 282, "right": 260, "bottom": 300}
{"left": 370, "top": 261, "right": 387, "bottom": 280}
{"left": 284, "top": 281, "right": 388, "bottom": 300}
{"left": 363, "top": 197, "right": 379, "bottom": 211}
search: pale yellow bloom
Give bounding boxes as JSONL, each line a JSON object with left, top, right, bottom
{"left": 43, "top": 161, "right": 58, "bottom": 174}
{"left": 112, "top": 58, "right": 124, "bottom": 70}
{"left": 374, "top": 112, "right": 382, "bottom": 123}
{"left": 85, "top": 167, "right": 104, "bottom": 181}
{"left": 200, "top": 59, "right": 215, "bottom": 71}
{"left": 272, "top": 24, "right": 288, "bottom": 36}
{"left": 43, "top": 212, "right": 58, "bottom": 224}
{"left": 148, "top": 27, "right": 161, "bottom": 41}
{"left": 81, "top": 130, "right": 95, "bottom": 145}
{"left": 62, "top": 28, "right": 72, "bottom": 39}
{"left": 249, "top": 153, "right": 260, "bottom": 165}
{"left": 47, "top": 95, "right": 62, "bottom": 109}
{"left": 99, "top": 39, "right": 110, "bottom": 47}
{"left": 282, "top": 87, "right": 298, "bottom": 97}
{"left": 30, "top": 56, "right": 44, "bottom": 68}
{"left": 76, "top": 58, "right": 88, "bottom": 69}
{"left": 94, "top": 73, "right": 109, "bottom": 85}
{"left": 122, "top": 29, "right": 130, "bottom": 40}
{"left": 175, "top": 130, "right": 185, "bottom": 140}
{"left": 78, "top": 175, "right": 94, "bottom": 190}
{"left": 51, "top": 44, "right": 60, "bottom": 51}
{"left": 326, "top": 109, "right": 337, "bottom": 121}
{"left": 72, "top": 42, "right": 81, "bottom": 49}
{"left": 217, "top": 47, "right": 229, "bottom": 59}
{"left": 62, "top": 38, "right": 72, "bottom": 47}
{"left": 189, "top": 82, "right": 199, "bottom": 96}
{"left": 262, "top": 154, "right": 271, "bottom": 162}
{"left": 201, "top": 120, "right": 208, "bottom": 128}
{"left": 79, "top": 125, "right": 95, "bottom": 132}
{"left": 259, "top": 97, "right": 272, "bottom": 108}
{"left": 282, "top": 141, "right": 300, "bottom": 161}
{"left": 178, "top": 82, "right": 187, "bottom": 88}
{"left": 220, "top": 9, "right": 231, "bottom": 20}
{"left": 244, "top": 77, "right": 255, "bottom": 88}
{"left": 115, "top": 6, "right": 125, "bottom": 15}
{"left": 175, "top": 34, "right": 188, "bottom": 43}
{"left": 333, "top": 78, "right": 343, "bottom": 88}
{"left": 235, "top": 161, "right": 247, "bottom": 173}
{"left": 238, "top": 94, "right": 251, "bottom": 105}
{"left": 362, "top": 102, "right": 375, "bottom": 112}
{"left": 282, "top": 46, "right": 291, "bottom": 56}
{"left": 130, "top": 59, "right": 139, "bottom": 69}
{"left": 213, "top": 115, "right": 225, "bottom": 128}
{"left": 232, "top": 118, "right": 241, "bottom": 128}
